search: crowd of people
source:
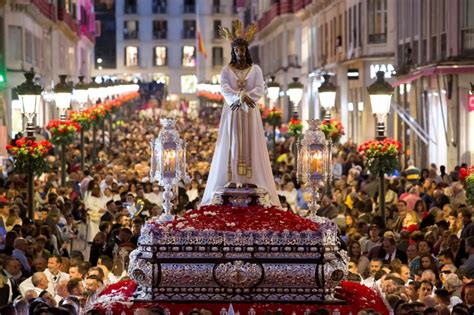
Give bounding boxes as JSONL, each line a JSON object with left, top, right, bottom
{"left": 0, "top": 100, "right": 472, "bottom": 315}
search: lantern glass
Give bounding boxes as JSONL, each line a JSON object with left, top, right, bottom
{"left": 74, "top": 89, "right": 89, "bottom": 105}
{"left": 369, "top": 94, "right": 392, "bottom": 116}
{"left": 55, "top": 92, "right": 71, "bottom": 111}
{"left": 267, "top": 86, "right": 280, "bottom": 102}
{"left": 319, "top": 90, "right": 336, "bottom": 111}
{"left": 288, "top": 87, "right": 303, "bottom": 105}
{"left": 20, "top": 94, "right": 40, "bottom": 115}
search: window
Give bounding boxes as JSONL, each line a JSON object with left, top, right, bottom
{"left": 212, "top": 47, "right": 223, "bottom": 66}
{"left": 182, "top": 20, "right": 196, "bottom": 39}
{"left": 25, "top": 30, "right": 33, "bottom": 64}
{"left": 153, "top": 20, "right": 167, "bottom": 39}
{"left": 152, "top": 0, "right": 167, "bottom": 14}
{"left": 183, "top": 0, "right": 195, "bottom": 13}
{"left": 125, "top": 46, "right": 139, "bottom": 66}
{"left": 368, "top": 0, "right": 387, "bottom": 44}
{"left": 182, "top": 45, "right": 196, "bottom": 67}
{"left": 8, "top": 26, "right": 22, "bottom": 64}
{"left": 181, "top": 75, "right": 197, "bottom": 93}
{"left": 213, "top": 0, "right": 222, "bottom": 13}
{"left": 124, "top": 20, "right": 138, "bottom": 40}
{"left": 124, "top": 0, "right": 137, "bottom": 14}
{"left": 213, "top": 20, "right": 222, "bottom": 39}
{"left": 460, "top": 0, "right": 474, "bottom": 54}
{"left": 154, "top": 46, "right": 167, "bottom": 66}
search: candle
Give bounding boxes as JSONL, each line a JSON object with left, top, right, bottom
{"left": 164, "top": 150, "right": 176, "bottom": 173}
{"left": 310, "top": 152, "right": 322, "bottom": 173}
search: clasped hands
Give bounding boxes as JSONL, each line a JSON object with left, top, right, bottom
{"left": 231, "top": 93, "right": 256, "bottom": 111}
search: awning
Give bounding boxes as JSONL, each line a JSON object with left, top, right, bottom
{"left": 392, "top": 64, "right": 474, "bottom": 87}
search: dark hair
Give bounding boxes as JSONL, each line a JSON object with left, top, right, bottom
{"left": 229, "top": 38, "right": 253, "bottom": 67}
{"left": 86, "top": 274, "right": 103, "bottom": 285}
{"left": 438, "top": 249, "right": 454, "bottom": 262}
{"left": 66, "top": 278, "right": 83, "bottom": 295}
{"left": 98, "top": 255, "right": 113, "bottom": 271}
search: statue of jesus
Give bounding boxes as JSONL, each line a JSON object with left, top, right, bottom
{"left": 201, "top": 20, "right": 280, "bottom": 206}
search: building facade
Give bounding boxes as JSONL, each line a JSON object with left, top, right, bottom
{"left": 0, "top": 0, "right": 95, "bottom": 144}
{"left": 394, "top": 0, "right": 474, "bottom": 169}
{"left": 92, "top": 0, "right": 238, "bottom": 102}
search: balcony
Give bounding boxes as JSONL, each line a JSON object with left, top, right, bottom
{"left": 81, "top": 24, "right": 95, "bottom": 43}
{"left": 153, "top": 30, "right": 167, "bottom": 40}
{"left": 31, "top": 0, "right": 56, "bottom": 21}
{"left": 58, "top": 6, "right": 78, "bottom": 34}
{"left": 257, "top": 0, "right": 312, "bottom": 31}
{"left": 182, "top": 5, "right": 195, "bottom": 14}
{"left": 461, "top": 29, "right": 474, "bottom": 56}
{"left": 182, "top": 30, "right": 196, "bottom": 39}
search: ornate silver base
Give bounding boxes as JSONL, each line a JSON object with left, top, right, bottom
{"left": 128, "top": 215, "right": 348, "bottom": 303}
{"left": 211, "top": 185, "right": 270, "bottom": 207}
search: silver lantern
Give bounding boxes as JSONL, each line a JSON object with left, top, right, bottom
{"left": 297, "top": 120, "right": 330, "bottom": 213}
{"left": 150, "top": 118, "right": 187, "bottom": 222}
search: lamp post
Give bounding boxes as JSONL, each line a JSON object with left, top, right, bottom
{"left": 73, "top": 76, "right": 89, "bottom": 171}
{"left": 367, "top": 70, "right": 394, "bottom": 227}
{"left": 150, "top": 118, "right": 187, "bottom": 223}
{"left": 318, "top": 73, "right": 337, "bottom": 196}
{"left": 54, "top": 75, "right": 72, "bottom": 186}
{"left": 287, "top": 78, "right": 303, "bottom": 167}
{"left": 267, "top": 76, "right": 280, "bottom": 163}
{"left": 16, "top": 70, "right": 42, "bottom": 220}
{"left": 88, "top": 78, "right": 100, "bottom": 163}
{"left": 297, "top": 120, "right": 330, "bottom": 215}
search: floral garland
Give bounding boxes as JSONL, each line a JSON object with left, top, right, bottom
{"left": 320, "top": 119, "right": 344, "bottom": 143}
{"left": 197, "top": 91, "right": 224, "bottom": 104}
{"left": 157, "top": 205, "right": 319, "bottom": 232}
{"left": 69, "top": 110, "right": 91, "bottom": 130}
{"left": 264, "top": 108, "right": 283, "bottom": 127}
{"left": 46, "top": 120, "right": 81, "bottom": 146}
{"left": 6, "top": 137, "right": 52, "bottom": 176}
{"left": 358, "top": 138, "right": 402, "bottom": 175}
{"left": 288, "top": 117, "right": 303, "bottom": 137}
{"left": 461, "top": 165, "right": 474, "bottom": 206}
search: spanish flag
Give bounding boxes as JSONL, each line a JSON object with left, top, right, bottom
{"left": 197, "top": 28, "right": 207, "bottom": 59}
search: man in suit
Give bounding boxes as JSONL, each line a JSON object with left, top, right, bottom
{"left": 100, "top": 200, "right": 117, "bottom": 223}
{"left": 376, "top": 236, "right": 408, "bottom": 264}
{"left": 2, "top": 257, "right": 26, "bottom": 301}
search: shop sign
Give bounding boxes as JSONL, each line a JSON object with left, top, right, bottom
{"left": 370, "top": 64, "right": 395, "bottom": 79}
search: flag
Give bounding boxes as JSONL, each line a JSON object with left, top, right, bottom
{"left": 197, "top": 29, "right": 207, "bottom": 59}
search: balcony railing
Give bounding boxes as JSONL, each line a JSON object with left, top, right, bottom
{"left": 152, "top": 5, "right": 167, "bottom": 14}
{"left": 182, "top": 30, "right": 196, "bottom": 39}
{"left": 124, "top": 31, "right": 138, "bottom": 40}
{"left": 32, "top": 0, "right": 57, "bottom": 21}
{"left": 461, "top": 29, "right": 474, "bottom": 55}
{"left": 368, "top": 33, "right": 387, "bottom": 44}
{"left": 153, "top": 31, "right": 167, "bottom": 40}
{"left": 124, "top": 5, "right": 137, "bottom": 14}
{"left": 182, "top": 5, "right": 195, "bottom": 14}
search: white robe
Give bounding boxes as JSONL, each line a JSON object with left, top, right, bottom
{"left": 201, "top": 64, "right": 280, "bottom": 206}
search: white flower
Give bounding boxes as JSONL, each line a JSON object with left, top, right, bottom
{"left": 190, "top": 213, "right": 198, "bottom": 218}
{"left": 176, "top": 222, "right": 185, "bottom": 229}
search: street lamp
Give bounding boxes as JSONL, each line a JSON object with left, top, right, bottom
{"left": 54, "top": 75, "right": 73, "bottom": 187}
{"left": 287, "top": 77, "right": 303, "bottom": 118}
{"left": 16, "top": 70, "right": 42, "bottom": 220}
{"left": 367, "top": 70, "right": 394, "bottom": 227}
{"left": 267, "top": 77, "right": 281, "bottom": 163}
{"left": 368, "top": 71, "right": 393, "bottom": 140}
{"left": 74, "top": 76, "right": 89, "bottom": 172}
{"left": 318, "top": 74, "right": 336, "bottom": 122}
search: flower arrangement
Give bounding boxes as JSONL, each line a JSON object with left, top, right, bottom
{"left": 6, "top": 137, "right": 52, "bottom": 176}
{"left": 87, "top": 104, "right": 108, "bottom": 125}
{"left": 264, "top": 108, "right": 283, "bottom": 127}
{"left": 69, "top": 110, "right": 91, "bottom": 130}
{"left": 288, "top": 117, "right": 303, "bottom": 137}
{"left": 460, "top": 165, "right": 474, "bottom": 206}
{"left": 157, "top": 205, "right": 319, "bottom": 232}
{"left": 358, "top": 138, "right": 402, "bottom": 175}
{"left": 320, "top": 119, "right": 345, "bottom": 143}
{"left": 197, "top": 91, "right": 224, "bottom": 104}
{"left": 46, "top": 120, "right": 81, "bottom": 145}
